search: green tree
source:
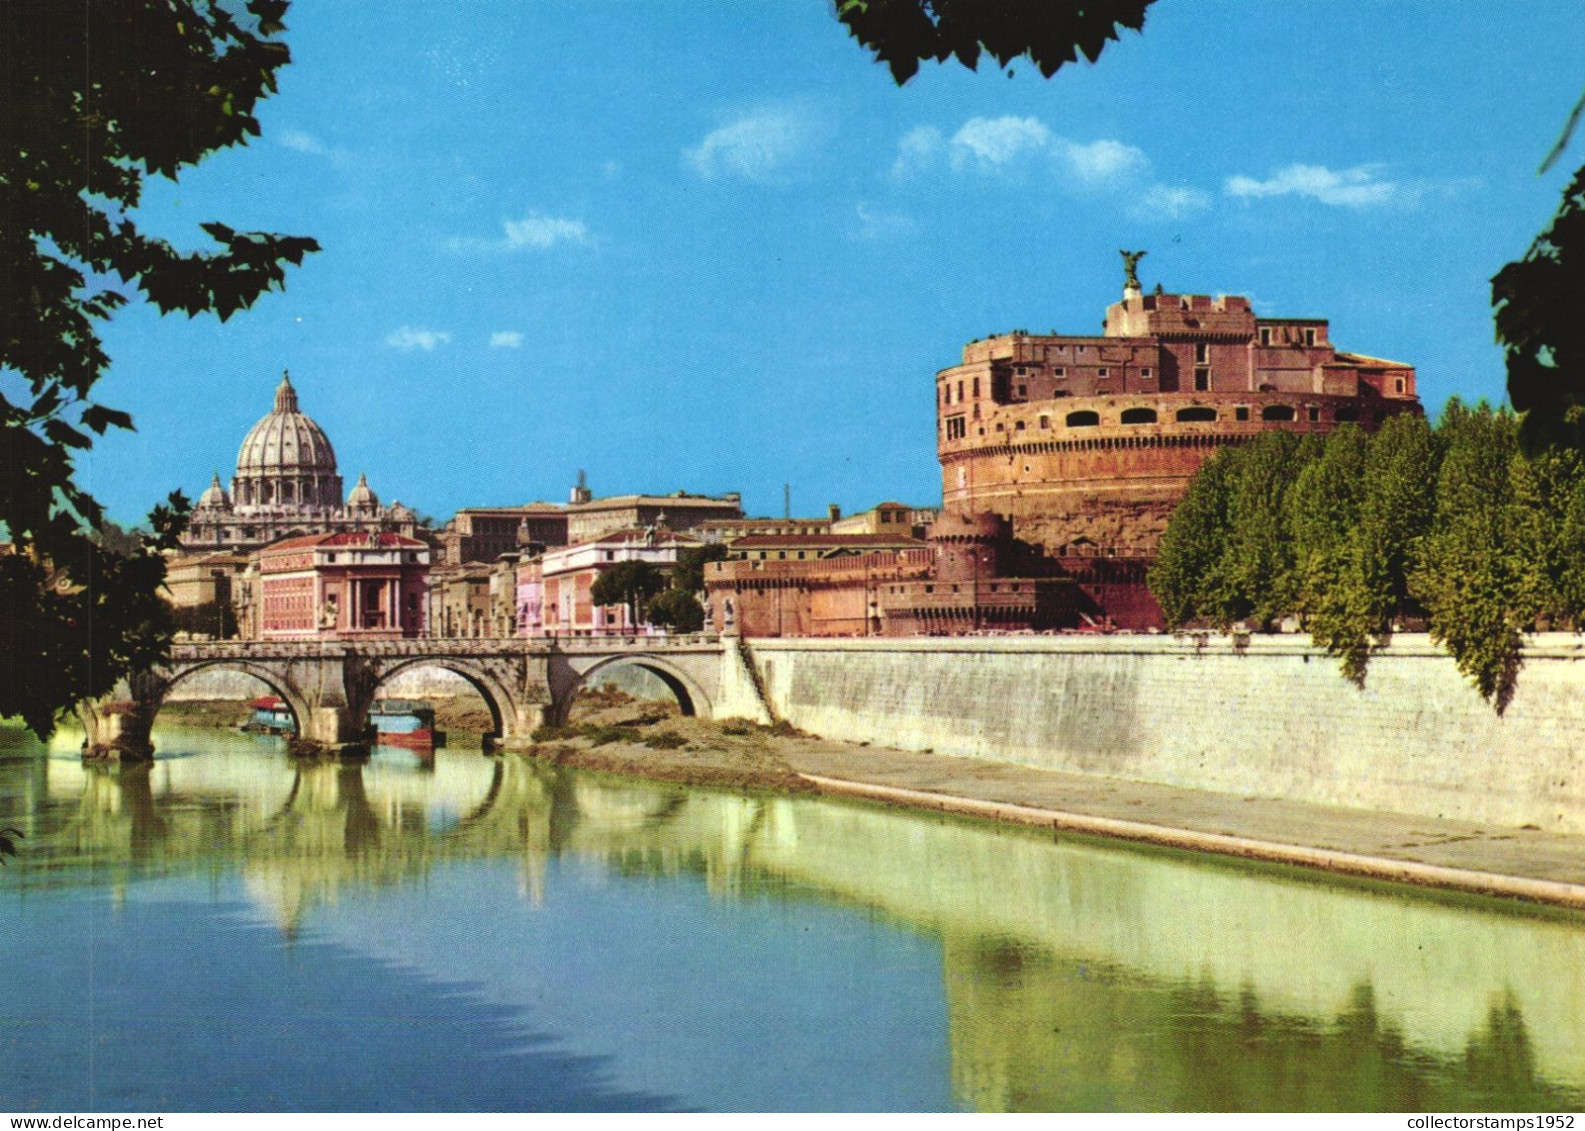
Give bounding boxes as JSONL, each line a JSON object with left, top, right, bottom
{"left": 672, "top": 542, "right": 729, "bottom": 594}
{"left": 590, "top": 561, "right": 666, "bottom": 630}
{"left": 0, "top": 1, "right": 317, "bottom": 738}
{"left": 1286, "top": 426, "right": 1373, "bottom": 683}
{"left": 645, "top": 588, "right": 706, "bottom": 634}
{"left": 1148, "top": 447, "right": 1238, "bottom": 628}
{"left": 837, "top": 0, "right": 1155, "bottom": 85}
{"left": 1410, "top": 403, "right": 1546, "bottom": 713}
{"left": 1219, "top": 431, "right": 1320, "bottom": 627}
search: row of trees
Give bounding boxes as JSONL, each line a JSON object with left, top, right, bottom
{"left": 1149, "top": 402, "right": 1585, "bottom": 712}
{"left": 586, "top": 544, "right": 729, "bottom": 635}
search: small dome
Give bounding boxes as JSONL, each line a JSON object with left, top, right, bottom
{"left": 198, "top": 472, "right": 232, "bottom": 510}
{"left": 347, "top": 471, "right": 380, "bottom": 511}
{"left": 235, "top": 371, "right": 338, "bottom": 477}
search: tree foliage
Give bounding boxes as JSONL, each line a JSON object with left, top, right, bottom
{"left": 672, "top": 542, "right": 729, "bottom": 594}
{"left": 1493, "top": 165, "right": 1585, "bottom": 454}
{"left": 590, "top": 561, "right": 666, "bottom": 628}
{"left": 836, "top": 0, "right": 1154, "bottom": 85}
{"left": 1149, "top": 404, "right": 1581, "bottom": 712}
{"left": 0, "top": 1, "right": 317, "bottom": 738}
{"left": 645, "top": 587, "right": 706, "bottom": 634}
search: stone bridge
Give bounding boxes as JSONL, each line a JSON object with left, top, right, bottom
{"left": 80, "top": 634, "right": 772, "bottom": 759}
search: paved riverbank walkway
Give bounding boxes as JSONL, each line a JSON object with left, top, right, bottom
{"left": 779, "top": 743, "right": 1585, "bottom": 910}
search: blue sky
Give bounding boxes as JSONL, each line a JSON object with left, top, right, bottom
{"left": 85, "top": 1, "right": 1584, "bottom": 526}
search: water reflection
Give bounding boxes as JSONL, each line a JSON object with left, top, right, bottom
{"left": 2, "top": 723, "right": 1582, "bottom": 1112}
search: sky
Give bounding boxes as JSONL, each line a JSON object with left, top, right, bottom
{"left": 82, "top": 0, "right": 1585, "bottom": 527}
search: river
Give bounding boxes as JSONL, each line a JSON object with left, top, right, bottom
{"left": 1, "top": 722, "right": 1582, "bottom": 1112}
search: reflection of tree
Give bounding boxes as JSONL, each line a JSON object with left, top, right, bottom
{"left": 942, "top": 934, "right": 1583, "bottom": 1112}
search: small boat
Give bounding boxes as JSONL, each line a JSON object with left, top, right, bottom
{"left": 244, "top": 696, "right": 296, "bottom": 735}
{"left": 368, "top": 698, "right": 446, "bottom": 749}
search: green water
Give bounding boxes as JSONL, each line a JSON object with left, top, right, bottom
{"left": 1, "top": 722, "right": 1581, "bottom": 1112}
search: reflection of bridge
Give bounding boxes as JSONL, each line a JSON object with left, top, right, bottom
{"left": 81, "top": 635, "right": 771, "bottom": 757}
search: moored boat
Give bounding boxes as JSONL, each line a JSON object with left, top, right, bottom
{"left": 367, "top": 698, "right": 445, "bottom": 749}
{"left": 243, "top": 696, "right": 295, "bottom": 735}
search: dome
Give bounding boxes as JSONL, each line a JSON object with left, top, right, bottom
{"left": 235, "top": 371, "right": 338, "bottom": 477}
{"left": 198, "top": 472, "right": 231, "bottom": 510}
{"left": 347, "top": 471, "right": 380, "bottom": 511}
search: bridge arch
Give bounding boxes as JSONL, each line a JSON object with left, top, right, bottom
{"left": 161, "top": 659, "right": 314, "bottom": 737}
{"left": 562, "top": 653, "right": 714, "bottom": 724}
{"left": 370, "top": 656, "right": 518, "bottom": 745}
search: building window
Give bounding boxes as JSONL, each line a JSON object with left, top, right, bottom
{"left": 1039, "top": 415, "right": 1050, "bottom": 430}
{"left": 1194, "top": 367, "right": 1210, "bottom": 392}
{"left": 604, "top": 550, "right": 615, "bottom": 561}
{"left": 972, "top": 377, "right": 980, "bottom": 398}
{"left": 946, "top": 415, "right": 966, "bottom": 440}
{"left": 1307, "top": 406, "right": 1321, "bottom": 423}
{"left": 1235, "top": 407, "right": 1250, "bottom": 422}
{"left": 1066, "top": 410, "right": 1100, "bottom": 428}
{"left": 1140, "top": 368, "right": 1153, "bottom": 380}
{"left": 1176, "top": 407, "right": 1217, "bottom": 423}
{"left": 1263, "top": 404, "right": 1296, "bottom": 422}
{"left": 957, "top": 380, "right": 964, "bottom": 402}
{"left": 1260, "top": 327, "right": 1272, "bottom": 347}
{"left": 995, "top": 422, "right": 1004, "bottom": 431}
{"left": 1120, "top": 407, "right": 1157, "bottom": 424}
{"left": 1335, "top": 406, "right": 1360, "bottom": 423}
{"left": 1097, "top": 368, "right": 1110, "bottom": 379}
{"left": 1015, "top": 420, "right": 1026, "bottom": 431}
{"left": 1195, "top": 342, "right": 1209, "bottom": 364}
{"left": 1395, "top": 377, "right": 1405, "bottom": 394}
{"left": 1054, "top": 367, "right": 1066, "bottom": 378}
{"left": 1305, "top": 328, "right": 1317, "bottom": 347}
{"left": 1017, "top": 384, "right": 1027, "bottom": 398}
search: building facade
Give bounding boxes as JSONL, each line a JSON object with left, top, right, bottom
{"left": 541, "top": 527, "right": 700, "bottom": 636}
{"left": 256, "top": 531, "right": 429, "bottom": 640}
{"left": 439, "top": 504, "right": 567, "bottom": 565}
{"left": 183, "top": 372, "right": 423, "bottom": 552}
{"left": 937, "top": 274, "right": 1421, "bottom": 556}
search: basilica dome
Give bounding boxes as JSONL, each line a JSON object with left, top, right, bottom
{"left": 236, "top": 371, "right": 337, "bottom": 478}
{"left": 230, "top": 371, "right": 343, "bottom": 512}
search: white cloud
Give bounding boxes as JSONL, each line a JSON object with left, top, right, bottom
{"left": 504, "top": 213, "right": 589, "bottom": 249}
{"left": 851, "top": 202, "right": 916, "bottom": 241}
{"left": 1130, "top": 184, "right": 1213, "bottom": 221}
{"left": 891, "top": 126, "right": 945, "bottom": 179}
{"left": 386, "top": 326, "right": 451, "bottom": 351}
{"left": 448, "top": 212, "right": 591, "bottom": 254}
{"left": 1225, "top": 163, "right": 1399, "bottom": 208}
{"left": 1057, "top": 138, "right": 1150, "bottom": 185}
{"left": 490, "top": 331, "right": 524, "bottom": 349}
{"left": 277, "top": 127, "right": 328, "bottom": 156}
{"left": 685, "top": 109, "right": 816, "bottom": 183}
{"left": 951, "top": 116, "right": 1052, "bottom": 169}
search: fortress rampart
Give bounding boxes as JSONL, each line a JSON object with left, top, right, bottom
{"left": 938, "top": 287, "right": 1421, "bottom": 554}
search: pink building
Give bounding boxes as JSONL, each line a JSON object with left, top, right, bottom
{"left": 257, "top": 531, "right": 429, "bottom": 640}
{"left": 515, "top": 556, "right": 545, "bottom": 636}
{"left": 541, "top": 528, "right": 699, "bottom": 636}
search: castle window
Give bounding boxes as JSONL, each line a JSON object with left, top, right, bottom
{"left": 1195, "top": 342, "right": 1209, "bottom": 364}
{"left": 1039, "top": 416, "right": 1050, "bottom": 430}
{"left": 1263, "top": 404, "right": 1296, "bottom": 422}
{"left": 1140, "top": 368, "right": 1152, "bottom": 380}
{"left": 1015, "top": 421, "right": 1026, "bottom": 430}
{"left": 1097, "top": 368, "right": 1110, "bottom": 379}
{"left": 1307, "top": 406, "right": 1321, "bottom": 423}
{"left": 1065, "top": 410, "right": 1100, "bottom": 428}
{"left": 1235, "top": 407, "right": 1250, "bottom": 422}
{"left": 1054, "top": 367, "right": 1066, "bottom": 378}
{"left": 995, "top": 422, "right": 1004, "bottom": 431}
{"left": 1335, "top": 407, "right": 1359, "bottom": 423}
{"left": 1260, "top": 327, "right": 1272, "bottom": 347}
{"left": 1194, "top": 367, "right": 1210, "bottom": 392}
{"left": 1176, "top": 407, "right": 1217, "bottom": 423}
{"left": 1395, "top": 377, "right": 1405, "bottom": 394}
{"left": 1120, "top": 408, "right": 1157, "bottom": 425}
{"left": 1017, "top": 384, "right": 1027, "bottom": 398}
{"left": 972, "top": 378, "right": 980, "bottom": 397}
{"left": 1305, "top": 328, "right": 1317, "bottom": 347}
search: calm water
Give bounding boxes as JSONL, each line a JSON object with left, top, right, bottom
{"left": 1, "top": 722, "right": 1582, "bottom": 1113}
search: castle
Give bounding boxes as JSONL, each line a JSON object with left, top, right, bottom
{"left": 936, "top": 256, "right": 1422, "bottom": 556}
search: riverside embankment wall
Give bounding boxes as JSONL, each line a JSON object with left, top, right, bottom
{"left": 745, "top": 633, "right": 1585, "bottom": 834}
